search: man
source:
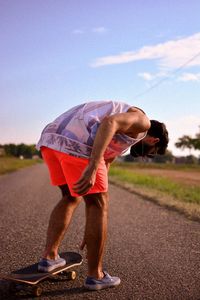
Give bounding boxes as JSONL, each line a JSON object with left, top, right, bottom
{"left": 36, "top": 100, "right": 168, "bottom": 290}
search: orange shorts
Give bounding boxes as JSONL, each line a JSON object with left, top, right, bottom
{"left": 41, "top": 147, "right": 108, "bottom": 197}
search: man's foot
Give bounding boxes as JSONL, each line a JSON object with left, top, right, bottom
{"left": 38, "top": 255, "right": 66, "bottom": 272}
{"left": 84, "top": 271, "right": 121, "bottom": 290}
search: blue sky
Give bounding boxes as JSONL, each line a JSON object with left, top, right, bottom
{"left": 1, "top": 0, "right": 200, "bottom": 156}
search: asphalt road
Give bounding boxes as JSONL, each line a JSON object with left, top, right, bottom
{"left": 0, "top": 164, "right": 200, "bottom": 300}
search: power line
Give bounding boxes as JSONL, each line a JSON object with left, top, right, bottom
{"left": 133, "top": 50, "right": 200, "bottom": 100}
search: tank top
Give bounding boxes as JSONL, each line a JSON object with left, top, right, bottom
{"left": 36, "top": 100, "right": 147, "bottom": 159}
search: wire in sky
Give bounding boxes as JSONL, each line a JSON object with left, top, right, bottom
{"left": 133, "top": 50, "right": 200, "bottom": 100}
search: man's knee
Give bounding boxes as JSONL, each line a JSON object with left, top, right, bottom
{"left": 83, "top": 192, "right": 108, "bottom": 211}
{"left": 58, "top": 184, "right": 81, "bottom": 204}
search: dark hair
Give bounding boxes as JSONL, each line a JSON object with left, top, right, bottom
{"left": 148, "top": 120, "right": 169, "bottom": 154}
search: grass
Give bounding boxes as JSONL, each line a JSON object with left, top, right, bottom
{"left": 114, "top": 161, "right": 200, "bottom": 171}
{"left": 0, "top": 156, "right": 42, "bottom": 175}
{"left": 109, "top": 165, "right": 200, "bottom": 205}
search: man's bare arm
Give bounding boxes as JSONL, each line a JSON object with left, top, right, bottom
{"left": 89, "top": 109, "right": 150, "bottom": 167}
{"left": 73, "top": 109, "right": 150, "bottom": 195}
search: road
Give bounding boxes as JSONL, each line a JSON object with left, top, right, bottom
{"left": 0, "top": 164, "right": 200, "bottom": 300}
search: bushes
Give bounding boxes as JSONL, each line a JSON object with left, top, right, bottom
{"left": 1, "top": 143, "right": 41, "bottom": 159}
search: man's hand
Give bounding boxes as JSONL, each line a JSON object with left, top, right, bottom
{"left": 105, "top": 157, "right": 115, "bottom": 170}
{"left": 72, "top": 163, "right": 97, "bottom": 195}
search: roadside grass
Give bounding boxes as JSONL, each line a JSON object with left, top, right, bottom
{"left": 109, "top": 165, "right": 200, "bottom": 205}
{"left": 0, "top": 157, "right": 42, "bottom": 175}
{"left": 115, "top": 161, "right": 200, "bottom": 171}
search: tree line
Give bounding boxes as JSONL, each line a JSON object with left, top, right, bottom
{"left": 0, "top": 143, "right": 40, "bottom": 159}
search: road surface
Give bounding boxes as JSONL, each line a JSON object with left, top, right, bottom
{"left": 0, "top": 164, "right": 200, "bottom": 299}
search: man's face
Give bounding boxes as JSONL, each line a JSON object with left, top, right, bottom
{"left": 130, "top": 139, "right": 157, "bottom": 158}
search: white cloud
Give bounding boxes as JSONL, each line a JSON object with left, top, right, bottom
{"left": 178, "top": 73, "right": 200, "bottom": 82}
{"left": 91, "top": 32, "right": 200, "bottom": 68}
{"left": 92, "top": 27, "right": 107, "bottom": 34}
{"left": 166, "top": 115, "right": 200, "bottom": 156}
{"left": 139, "top": 71, "right": 200, "bottom": 83}
{"left": 138, "top": 72, "right": 155, "bottom": 81}
{"left": 72, "top": 29, "right": 84, "bottom": 35}
{"left": 72, "top": 26, "right": 107, "bottom": 35}
{"left": 138, "top": 71, "right": 168, "bottom": 81}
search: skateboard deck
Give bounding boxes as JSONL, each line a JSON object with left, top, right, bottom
{"left": 0, "top": 252, "right": 83, "bottom": 297}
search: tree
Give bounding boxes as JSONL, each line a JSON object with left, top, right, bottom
{"left": 3, "top": 144, "right": 40, "bottom": 158}
{"left": 153, "top": 149, "right": 174, "bottom": 163}
{"left": 175, "top": 135, "right": 194, "bottom": 152}
{"left": 175, "top": 126, "right": 200, "bottom": 152}
{"left": 192, "top": 126, "right": 200, "bottom": 150}
{"left": 4, "top": 144, "right": 18, "bottom": 156}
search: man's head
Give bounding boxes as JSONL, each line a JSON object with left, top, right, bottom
{"left": 130, "top": 120, "right": 169, "bottom": 158}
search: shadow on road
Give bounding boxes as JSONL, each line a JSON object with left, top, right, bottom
{"left": 0, "top": 279, "right": 97, "bottom": 300}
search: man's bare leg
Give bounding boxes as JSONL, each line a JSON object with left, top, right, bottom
{"left": 43, "top": 184, "right": 82, "bottom": 259}
{"left": 83, "top": 192, "right": 109, "bottom": 279}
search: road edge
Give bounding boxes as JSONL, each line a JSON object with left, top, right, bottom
{"left": 109, "top": 176, "right": 200, "bottom": 223}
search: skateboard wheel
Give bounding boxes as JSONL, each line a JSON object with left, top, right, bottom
{"left": 70, "top": 271, "right": 76, "bottom": 280}
{"left": 65, "top": 271, "right": 76, "bottom": 280}
{"left": 33, "top": 286, "right": 42, "bottom": 297}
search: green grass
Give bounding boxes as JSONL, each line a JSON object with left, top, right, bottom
{"left": 109, "top": 166, "right": 200, "bottom": 205}
{"left": 114, "top": 161, "right": 200, "bottom": 171}
{"left": 0, "top": 157, "right": 42, "bottom": 175}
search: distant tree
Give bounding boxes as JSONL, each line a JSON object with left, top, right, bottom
{"left": 185, "top": 155, "right": 198, "bottom": 164}
{"left": 124, "top": 154, "right": 135, "bottom": 162}
{"left": 3, "top": 144, "right": 40, "bottom": 158}
{"left": 192, "top": 126, "right": 200, "bottom": 150}
{"left": 153, "top": 149, "right": 174, "bottom": 163}
{"left": 123, "top": 150, "right": 174, "bottom": 163}
{"left": 175, "top": 126, "right": 200, "bottom": 152}
{"left": 4, "top": 144, "right": 18, "bottom": 156}
{"left": 175, "top": 135, "right": 194, "bottom": 152}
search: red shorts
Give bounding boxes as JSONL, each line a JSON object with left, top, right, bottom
{"left": 41, "top": 147, "right": 108, "bottom": 197}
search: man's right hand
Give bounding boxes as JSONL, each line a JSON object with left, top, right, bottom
{"left": 72, "top": 163, "right": 97, "bottom": 195}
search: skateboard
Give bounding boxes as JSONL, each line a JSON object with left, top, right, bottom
{"left": 0, "top": 252, "right": 83, "bottom": 297}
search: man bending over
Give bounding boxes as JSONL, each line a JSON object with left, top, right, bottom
{"left": 36, "top": 100, "right": 169, "bottom": 290}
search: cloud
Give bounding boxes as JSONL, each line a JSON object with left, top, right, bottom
{"left": 138, "top": 72, "right": 155, "bottom": 81}
{"left": 177, "top": 73, "right": 200, "bottom": 82}
{"left": 72, "top": 29, "right": 84, "bottom": 35}
{"left": 91, "top": 32, "right": 200, "bottom": 68}
{"left": 138, "top": 71, "right": 168, "bottom": 81}
{"left": 72, "top": 26, "right": 107, "bottom": 35}
{"left": 139, "top": 71, "right": 200, "bottom": 83}
{"left": 92, "top": 27, "right": 107, "bottom": 34}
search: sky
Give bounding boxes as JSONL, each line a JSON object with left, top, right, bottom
{"left": 1, "top": 0, "right": 200, "bottom": 157}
